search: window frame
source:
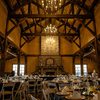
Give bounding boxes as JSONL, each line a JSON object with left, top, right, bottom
{"left": 83, "top": 64, "right": 88, "bottom": 76}
{"left": 12, "top": 64, "right": 25, "bottom": 76}
{"left": 12, "top": 64, "right": 18, "bottom": 76}
{"left": 75, "top": 64, "right": 88, "bottom": 76}
{"left": 75, "top": 64, "right": 81, "bottom": 77}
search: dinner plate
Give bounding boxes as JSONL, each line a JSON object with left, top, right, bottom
{"left": 65, "top": 96, "right": 85, "bottom": 100}
{"left": 56, "top": 92, "right": 70, "bottom": 96}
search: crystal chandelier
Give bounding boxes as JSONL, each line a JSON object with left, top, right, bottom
{"left": 44, "top": 24, "right": 57, "bottom": 34}
{"left": 41, "top": 0, "right": 62, "bottom": 13}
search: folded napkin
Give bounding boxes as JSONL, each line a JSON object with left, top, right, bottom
{"left": 28, "top": 94, "right": 38, "bottom": 100}
{"left": 73, "top": 85, "right": 80, "bottom": 90}
{"left": 93, "top": 94, "right": 98, "bottom": 100}
{"left": 71, "top": 91, "right": 81, "bottom": 99}
{"left": 62, "top": 80, "right": 68, "bottom": 83}
{"left": 61, "top": 86, "right": 70, "bottom": 93}
{"left": 93, "top": 92, "right": 100, "bottom": 100}
{"left": 87, "top": 86, "right": 95, "bottom": 92}
{"left": 98, "top": 92, "right": 100, "bottom": 100}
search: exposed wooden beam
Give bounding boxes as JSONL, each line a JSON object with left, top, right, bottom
{"left": 0, "top": 17, "right": 9, "bottom": 72}
{"left": 7, "top": 50, "right": 17, "bottom": 57}
{"left": 24, "top": 55, "right": 27, "bottom": 74}
{"left": 22, "top": 33, "right": 35, "bottom": 36}
{"left": 13, "top": 0, "right": 43, "bottom": 11}
{"left": 73, "top": 36, "right": 79, "bottom": 41}
{"left": 20, "top": 41, "right": 27, "bottom": 48}
{"left": 73, "top": 41, "right": 81, "bottom": 48}
{"left": 72, "top": 56, "right": 75, "bottom": 74}
{"left": 67, "top": 1, "right": 84, "bottom": 34}
{"left": 4, "top": 0, "right": 12, "bottom": 12}
{"left": 61, "top": 54, "right": 78, "bottom": 57}
{"left": 56, "top": 19, "right": 78, "bottom": 33}
{"left": 22, "top": 32, "right": 79, "bottom": 36}
{"left": 71, "top": 0, "right": 91, "bottom": 14}
{"left": 79, "top": 19, "right": 95, "bottom": 36}
{"left": 10, "top": 14, "right": 92, "bottom": 19}
{"left": 90, "top": 0, "right": 99, "bottom": 11}
{"left": 23, "top": 18, "right": 45, "bottom": 32}
{"left": 26, "top": 54, "right": 78, "bottom": 57}
{"left": 36, "top": 0, "right": 40, "bottom": 14}
{"left": 78, "top": 18, "right": 95, "bottom": 36}
{"left": 85, "top": 19, "right": 93, "bottom": 26}
{"left": 7, "top": 18, "right": 26, "bottom": 36}
{"left": 58, "top": 1, "right": 70, "bottom": 13}
{"left": 6, "top": 56, "right": 16, "bottom": 60}
{"left": 28, "top": 0, "right": 31, "bottom": 14}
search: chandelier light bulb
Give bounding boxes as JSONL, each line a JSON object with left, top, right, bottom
{"left": 41, "top": 0, "right": 62, "bottom": 13}
{"left": 44, "top": 24, "right": 57, "bottom": 34}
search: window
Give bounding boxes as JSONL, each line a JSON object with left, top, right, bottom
{"left": 13, "top": 64, "right": 25, "bottom": 76}
{"left": 13, "top": 64, "right": 18, "bottom": 76}
{"left": 75, "top": 65, "right": 81, "bottom": 77}
{"left": 83, "top": 64, "right": 88, "bottom": 76}
{"left": 75, "top": 64, "right": 88, "bottom": 76}
{"left": 19, "top": 64, "right": 25, "bottom": 76}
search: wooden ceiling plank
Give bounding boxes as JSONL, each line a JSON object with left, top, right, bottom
{"left": 61, "top": 0, "right": 68, "bottom": 14}
{"left": 90, "top": 0, "right": 99, "bottom": 11}
{"left": 67, "top": 0, "right": 87, "bottom": 34}
{"left": 57, "top": 1, "right": 70, "bottom": 12}
{"left": 56, "top": 18, "right": 79, "bottom": 33}
{"left": 71, "top": 0, "right": 91, "bottom": 14}
{"left": 85, "top": 19, "right": 93, "bottom": 26}
{"left": 13, "top": 0, "right": 43, "bottom": 11}
{"left": 73, "top": 40, "right": 81, "bottom": 49}
{"left": 4, "top": 0, "right": 12, "bottom": 11}
{"left": 20, "top": 41, "right": 27, "bottom": 48}
{"left": 23, "top": 18, "right": 45, "bottom": 32}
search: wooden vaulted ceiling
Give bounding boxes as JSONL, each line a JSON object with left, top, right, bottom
{"left": 3, "top": 0, "right": 99, "bottom": 43}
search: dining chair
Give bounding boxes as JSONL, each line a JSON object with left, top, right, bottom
{"left": 65, "top": 98, "right": 85, "bottom": 100}
{"left": 27, "top": 94, "right": 38, "bottom": 100}
{"left": 36, "top": 79, "right": 43, "bottom": 93}
{"left": 42, "top": 89, "right": 51, "bottom": 100}
{"left": 13, "top": 82, "right": 21, "bottom": 99}
{"left": 28, "top": 79, "right": 36, "bottom": 95}
{"left": 0, "top": 82, "right": 3, "bottom": 99}
{"left": 14, "top": 81, "right": 28, "bottom": 100}
{"left": 2, "top": 82, "right": 15, "bottom": 100}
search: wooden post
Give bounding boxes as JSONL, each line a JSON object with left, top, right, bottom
{"left": 17, "top": 33, "right": 21, "bottom": 75}
{"left": 80, "top": 55, "right": 83, "bottom": 75}
{"left": 0, "top": 17, "right": 9, "bottom": 73}
{"left": 25, "top": 55, "right": 27, "bottom": 74}
{"left": 17, "top": 51, "right": 20, "bottom": 75}
{"left": 72, "top": 56, "right": 75, "bottom": 74}
{"left": 79, "top": 30, "right": 83, "bottom": 76}
{"left": 93, "top": 16, "right": 100, "bottom": 76}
